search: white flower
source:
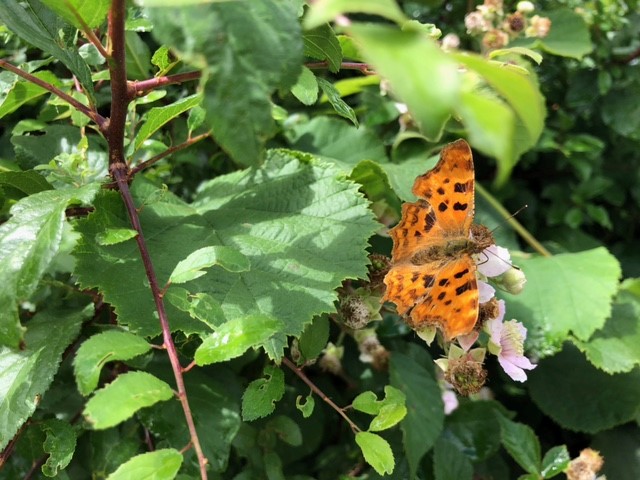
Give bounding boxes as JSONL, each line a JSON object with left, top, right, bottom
{"left": 517, "top": 1, "right": 535, "bottom": 13}
{"left": 442, "top": 390, "right": 459, "bottom": 415}
{"left": 475, "top": 245, "right": 512, "bottom": 277}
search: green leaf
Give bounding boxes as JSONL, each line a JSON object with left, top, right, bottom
{"left": 509, "top": 247, "right": 621, "bottom": 355}
{"left": 350, "top": 24, "right": 459, "bottom": 140}
{"left": 352, "top": 385, "right": 406, "bottom": 430}
{"left": 0, "top": 71, "right": 61, "bottom": 119}
{"left": 148, "top": 1, "right": 302, "bottom": 166}
{"left": 303, "top": 24, "right": 342, "bottom": 73}
{"left": 96, "top": 228, "right": 138, "bottom": 246}
{"left": 317, "top": 77, "right": 358, "bottom": 126}
{"left": 169, "top": 245, "right": 250, "bottom": 284}
{"left": 289, "top": 116, "right": 388, "bottom": 169}
{"left": 291, "top": 66, "right": 319, "bottom": 106}
{"left": 296, "top": 394, "right": 315, "bottom": 418}
{"left": 389, "top": 352, "right": 444, "bottom": 478}
{"left": 489, "top": 47, "right": 543, "bottom": 64}
{"left": 132, "top": 94, "right": 202, "bottom": 153}
{"left": 541, "top": 445, "right": 570, "bottom": 478}
{"left": 512, "top": 9, "right": 593, "bottom": 59}
{"left": 84, "top": 371, "right": 174, "bottom": 430}
{"left": 165, "top": 288, "right": 226, "bottom": 329}
{"left": 433, "top": 437, "right": 473, "bottom": 480}
{"left": 528, "top": 345, "right": 640, "bottom": 433}
{"left": 73, "top": 330, "right": 152, "bottom": 396}
{"left": 40, "top": 0, "right": 110, "bottom": 29}
{"left": 601, "top": 82, "right": 640, "bottom": 141}
{"left": 266, "top": 415, "right": 303, "bottom": 447}
{"left": 0, "top": 0, "right": 95, "bottom": 102}
{"left": 355, "top": 432, "right": 394, "bottom": 476}
{"left": 138, "top": 367, "right": 241, "bottom": 473}
{"left": 592, "top": 425, "right": 640, "bottom": 480}
{"left": 106, "top": 449, "right": 183, "bottom": 480}
{"left": 242, "top": 365, "right": 285, "bottom": 421}
{"left": 41, "top": 419, "right": 77, "bottom": 477}
{"left": 0, "top": 307, "right": 87, "bottom": 450}
{"left": 0, "top": 170, "right": 53, "bottom": 197}
{"left": 497, "top": 414, "right": 541, "bottom": 474}
{"left": 369, "top": 401, "right": 407, "bottom": 432}
{"left": 0, "top": 183, "right": 99, "bottom": 347}
{"left": 298, "top": 315, "right": 330, "bottom": 361}
{"left": 194, "top": 315, "right": 283, "bottom": 365}
{"left": 445, "top": 401, "right": 503, "bottom": 461}
{"left": 352, "top": 391, "right": 381, "bottom": 415}
{"left": 304, "top": 0, "right": 407, "bottom": 29}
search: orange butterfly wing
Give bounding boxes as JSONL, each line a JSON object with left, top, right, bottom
{"left": 382, "top": 139, "right": 480, "bottom": 340}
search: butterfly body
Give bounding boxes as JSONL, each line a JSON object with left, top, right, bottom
{"left": 382, "top": 140, "right": 494, "bottom": 340}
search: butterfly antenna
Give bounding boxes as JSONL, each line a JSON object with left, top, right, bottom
{"left": 490, "top": 204, "right": 528, "bottom": 234}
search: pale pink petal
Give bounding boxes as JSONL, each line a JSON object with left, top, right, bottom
{"left": 498, "top": 356, "right": 530, "bottom": 382}
{"left": 458, "top": 331, "right": 480, "bottom": 351}
{"left": 478, "top": 280, "right": 495, "bottom": 303}
{"left": 442, "top": 390, "right": 459, "bottom": 414}
{"left": 477, "top": 245, "right": 512, "bottom": 277}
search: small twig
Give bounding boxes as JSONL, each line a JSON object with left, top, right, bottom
{"left": 476, "top": 183, "right": 552, "bottom": 257}
{"left": 0, "top": 59, "right": 106, "bottom": 128}
{"left": 305, "top": 61, "right": 375, "bottom": 75}
{"left": 128, "top": 132, "right": 211, "bottom": 177}
{"left": 282, "top": 357, "right": 362, "bottom": 434}
{"left": 64, "top": 0, "right": 110, "bottom": 61}
{"left": 182, "top": 360, "right": 197, "bottom": 373}
{"left": 128, "top": 71, "right": 202, "bottom": 100}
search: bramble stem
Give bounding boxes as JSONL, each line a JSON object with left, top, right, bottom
{"left": 305, "top": 61, "right": 375, "bottom": 74}
{"left": 107, "top": 2, "right": 208, "bottom": 478}
{"left": 128, "top": 71, "right": 202, "bottom": 99}
{"left": 129, "top": 132, "right": 211, "bottom": 177}
{"left": 282, "top": 357, "right": 362, "bottom": 434}
{"left": 476, "top": 183, "right": 552, "bottom": 257}
{"left": 0, "top": 59, "right": 106, "bottom": 128}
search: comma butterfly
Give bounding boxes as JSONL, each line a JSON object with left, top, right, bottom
{"left": 382, "top": 139, "right": 494, "bottom": 340}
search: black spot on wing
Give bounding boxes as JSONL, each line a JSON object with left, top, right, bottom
{"left": 455, "top": 281, "right": 472, "bottom": 296}
{"left": 453, "top": 202, "right": 468, "bottom": 211}
{"left": 424, "top": 209, "right": 436, "bottom": 233}
{"left": 453, "top": 268, "right": 469, "bottom": 279}
{"left": 438, "top": 202, "right": 448, "bottom": 212}
{"left": 423, "top": 275, "right": 435, "bottom": 288}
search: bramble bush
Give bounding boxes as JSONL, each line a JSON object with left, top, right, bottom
{"left": 0, "top": 0, "right": 639, "bottom": 479}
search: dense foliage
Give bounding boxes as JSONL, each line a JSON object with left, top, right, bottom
{"left": 0, "top": 0, "right": 639, "bottom": 479}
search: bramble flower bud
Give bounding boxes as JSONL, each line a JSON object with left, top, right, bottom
{"left": 367, "top": 253, "right": 391, "bottom": 290}
{"left": 441, "top": 33, "right": 460, "bottom": 51}
{"left": 355, "top": 329, "right": 389, "bottom": 370}
{"left": 445, "top": 355, "right": 488, "bottom": 396}
{"left": 517, "top": 1, "right": 535, "bottom": 13}
{"left": 465, "top": 11, "right": 491, "bottom": 34}
{"left": 506, "top": 12, "right": 526, "bottom": 33}
{"left": 526, "top": 15, "right": 551, "bottom": 37}
{"left": 319, "top": 343, "right": 344, "bottom": 375}
{"left": 497, "top": 266, "right": 527, "bottom": 294}
{"left": 566, "top": 448, "right": 604, "bottom": 480}
{"left": 341, "top": 295, "right": 371, "bottom": 329}
{"left": 482, "top": 29, "right": 510, "bottom": 50}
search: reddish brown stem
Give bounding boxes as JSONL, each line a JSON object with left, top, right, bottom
{"left": 0, "top": 59, "right": 106, "bottom": 128}
{"left": 282, "top": 357, "right": 361, "bottom": 433}
{"left": 305, "top": 61, "right": 375, "bottom": 75}
{"left": 128, "top": 71, "right": 202, "bottom": 99}
{"left": 107, "top": 2, "right": 208, "bottom": 478}
{"left": 129, "top": 132, "right": 211, "bottom": 177}
{"left": 64, "top": 0, "right": 110, "bottom": 62}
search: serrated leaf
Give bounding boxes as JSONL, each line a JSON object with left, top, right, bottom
{"left": 304, "top": 0, "right": 407, "bottom": 29}
{"left": 84, "top": 371, "right": 174, "bottom": 430}
{"left": 352, "top": 391, "right": 380, "bottom": 415}
{"left": 541, "top": 445, "right": 570, "bottom": 478}
{"left": 73, "top": 151, "right": 378, "bottom": 359}
{"left": 298, "top": 315, "right": 329, "bottom": 361}
{"left": 497, "top": 414, "right": 541, "bottom": 474}
{"left": 106, "top": 449, "right": 182, "bottom": 480}
{"left": 0, "top": 307, "right": 87, "bottom": 450}
{"left": 195, "top": 315, "right": 282, "bottom": 365}
{"left": 303, "top": 24, "right": 342, "bottom": 72}
{"left": 445, "top": 401, "right": 503, "bottom": 461}
{"left": 433, "top": 437, "right": 473, "bottom": 480}
{"left": 0, "top": 71, "right": 61, "bottom": 119}
{"left": 509, "top": 248, "right": 621, "bottom": 355}
{"left": 0, "top": 0, "right": 95, "bottom": 102}
{"left": 40, "top": 0, "right": 110, "bottom": 29}
{"left": 96, "top": 228, "right": 138, "bottom": 246}
{"left": 132, "top": 94, "right": 202, "bottom": 153}
{"left": 575, "top": 294, "right": 640, "bottom": 374}
{"left": 389, "top": 352, "right": 443, "bottom": 478}
{"left": 148, "top": 1, "right": 302, "bottom": 166}
{"left": 41, "top": 419, "right": 76, "bottom": 477}
{"left": 291, "top": 66, "right": 319, "bottom": 106}
{"left": 350, "top": 24, "right": 459, "bottom": 140}
{"left": 369, "top": 402, "right": 407, "bottom": 432}
{"left": 73, "top": 330, "right": 152, "bottom": 396}
{"left": 242, "top": 365, "right": 285, "bottom": 421}
{"left": 0, "top": 170, "right": 53, "bottom": 197}
{"left": 169, "top": 245, "right": 250, "bottom": 284}
{"left": 0, "top": 183, "right": 99, "bottom": 347}
{"left": 528, "top": 344, "right": 640, "bottom": 433}
{"left": 317, "top": 77, "right": 358, "bottom": 126}
{"left": 296, "top": 394, "right": 315, "bottom": 418}
{"left": 355, "top": 432, "right": 394, "bottom": 476}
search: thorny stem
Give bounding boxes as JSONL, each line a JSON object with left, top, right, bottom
{"left": 476, "top": 183, "right": 552, "bottom": 257}
{"left": 129, "top": 132, "right": 211, "bottom": 176}
{"left": 305, "top": 61, "right": 375, "bottom": 75}
{"left": 107, "top": 2, "right": 208, "bottom": 478}
{"left": 0, "top": 59, "right": 106, "bottom": 128}
{"left": 282, "top": 357, "right": 362, "bottom": 434}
